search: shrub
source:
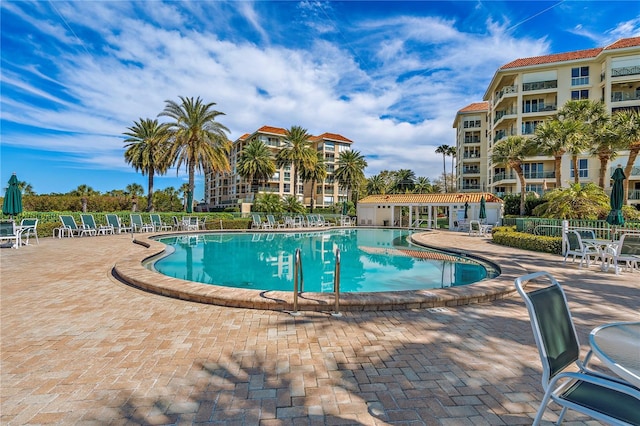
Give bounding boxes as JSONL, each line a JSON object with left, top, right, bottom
{"left": 492, "top": 227, "right": 562, "bottom": 254}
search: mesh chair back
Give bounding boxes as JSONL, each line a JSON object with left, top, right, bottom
{"left": 566, "top": 231, "right": 581, "bottom": 251}
{"left": 515, "top": 272, "right": 581, "bottom": 386}
{"left": 620, "top": 234, "right": 640, "bottom": 256}
{"left": 60, "top": 215, "right": 78, "bottom": 229}
{"left": 106, "top": 215, "right": 119, "bottom": 229}
{"left": 576, "top": 229, "right": 595, "bottom": 239}
{"left": 0, "top": 221, "right": 15, "bottom": 236}
{"left": 81, "top": 214, "right": 97, "bottom": 229}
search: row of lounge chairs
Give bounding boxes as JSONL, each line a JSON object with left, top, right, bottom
{"left": 251, "top": 214, "right": 351, "bottom": 229}
{"left": 54, "top": 214, "right": 201, "bottom": 237}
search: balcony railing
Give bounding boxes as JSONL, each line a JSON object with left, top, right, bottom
{"left": 611, "top": 92, "right": 640, "bottom": 102}
{"left": 462, "top": 184, "right": 482, "bottom": 191}
{"left": 464, "top": 137, "right": 481, "bottom": 144}
{"left": 523, "top": 171, "right": 555, "bottom": 179}
{"left": 629, "top": 190, "right": 640, "bottom": 201}
{"left": 463, "top": 153, "right": 480, "bottom": 159}
{"left": 609, "top": 166, "right": 640, "bottom": 176}
{"left": 522, "top": 80, "right": 557, "bottom": 92}
{"left": 612, "top": 65, "right": 640, "bottom": 77}
{"left": 462, "top": 168, "right": 480, "bottom": 174}
{"left": 493, "top": 172, "right": 517, "bottom": 183}
{"left": 493, "top": 85, "right": 518, "bottom": 106}
{"left": 494, "top": 107, "right": 517, "bottom": 124}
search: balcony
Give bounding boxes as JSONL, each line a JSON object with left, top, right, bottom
{"left": 609, "top": 166, "right": 640, "bottom": 177}
{"left": 462, "top": 167, "right": 480, "bottom": 174}
{"left": 464, "top": 137, "right": 481, "bottom": 144}
{"left": 494, "top": 107, "right": 517, "bottom": 124}
{"left": 523, "top": 171, "right": 555, "bottom": 179}
{"left": 493, "top": 172, "right": 517, "bottom": 183}
{"left": 522, "top": 80, "right": 557, "bottom": 92}
{"left": 493, "top": 85, "right": 518, "bottom": 106}
{"left": 493, "top": 129, "right": 516, "bottom": 143}
{"left": 463, "top": 153, "right": 480, "bottom": 159}
{"left": 461, "top": 184, "right": 481, "bottom": 191}
{"left": 611, "top": 91, "right": 640, "bottom": 103}
{"left": 612, "top": 65, "right": 640, "bottom": 77}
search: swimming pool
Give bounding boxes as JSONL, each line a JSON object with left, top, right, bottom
{"left": 150, "top": 229, "right": 498, "bottom": 293}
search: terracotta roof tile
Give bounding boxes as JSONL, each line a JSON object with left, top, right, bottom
{"left": 605, "top": 37, "right": 640, "bottom": 50}
{"left": 358, "top": 193, "right": 502, "bottom": 204}
{"left": 500, "top": 47, "right": 603, "bottom": 69}
{"left": 257, "top": 125, "right": 287, "bottom": 135}
{"left": 458, "top": 102, "right": 489, "bottom": 113}
{"left": 314, "top": 132, "right": 353, "bottom": 143}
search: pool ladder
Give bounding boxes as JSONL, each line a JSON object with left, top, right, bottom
{"left": 291, "top": 248, "right": 342, "bottom": 317}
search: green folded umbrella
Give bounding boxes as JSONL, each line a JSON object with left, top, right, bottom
{"left": 2, "top": 174, "right": 23, "bottom": 219}
{"left": 606, "top": 167, "right": 625, "bottom": 227}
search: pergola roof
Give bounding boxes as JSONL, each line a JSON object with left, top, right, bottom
{"left": 358, "top": 192, "right": 503, "bottom": 205}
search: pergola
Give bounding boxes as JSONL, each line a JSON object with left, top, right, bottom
{"left": 355, "top": 193, "right": 503, "bottom": 229}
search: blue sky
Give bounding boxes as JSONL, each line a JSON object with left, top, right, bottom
{"left": 2, "top": 1, "right": 639, "bottom": 200}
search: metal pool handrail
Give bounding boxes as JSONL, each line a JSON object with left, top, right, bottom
{"left": 332, "top": 248, "right": 342, "bottom": 317}
{"left": 291, "top": 248, "right": 304, "bottom": 316}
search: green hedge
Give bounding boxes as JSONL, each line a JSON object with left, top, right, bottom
{"left": 491, "top": 226, "right": 562, "bottom": 255}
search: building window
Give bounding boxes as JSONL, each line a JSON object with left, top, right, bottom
{"left": 571, "top": 67, "right": 589, "bottom": 86}
{"left": 571, "top": 89, "right": 589, "bottom": 100}
{"left": 283, "top": 184, "right": 291, "bottom": 193}
{"left": 523, "top": 98, "right": 545, "bottom": 113}
{"left": 570, "top": 159, "right": 589, "bottom": 178}
{"left": 523, "top": 163, "right": 543, "bottom": 179}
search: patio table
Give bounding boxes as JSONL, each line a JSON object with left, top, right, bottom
{"left": 589, "top": 321, "right": 640, "bottom": 388}
{"left": 582, "top": 238, "right": 618, "bottom": 269}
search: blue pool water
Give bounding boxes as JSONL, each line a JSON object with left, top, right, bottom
{"left": 150, "top": 228, "right": 497, "bottom": 293}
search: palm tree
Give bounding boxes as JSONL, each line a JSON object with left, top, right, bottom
{"left": 393, "top": 169, "right": 416, "bottom": 193}
{"left": 414, "top": 176, "right": 432, "bottom": 194}
{"left": 159, "top": 96, "right": 231, "bottom": 209}
{"left": 253, "top": 193, "right": 284, "bottom": 213}
{"left": 335, "top": 150, "right": 368, "bottom": 204}
{"left": 590, "top": 119, "right": 624, "bottom": 188}
{"left": 275, "top": 125, "right": 315, "bottom": 202}
{"left": 613, "top": 109, "right": 640, "bottom": 204}
{"left": 532, "top": 183, "right": 609, "bottom": 220}
{"left": 125, "top": 183, "right": 144, "bottom": 212}
{"left": 282, "top": 195, "right": 306, "bottom": 213}
{"left": 237, "top": 138, "right": 276, "bottom": 200}
{"left": 17, "top": 181, "right": 35, "bottom": 196}
{"left": 366, "top": 174, "right": 387, "bottom": 195}
{"left": 447, "top": 146, "right": 456, "bottom": 192}
{"left": 299, "top": 151, "right": 327, "bottom": 213}
{"left": 123, "top": 118, "right": 172, "bottom": 212}
{"left": 558, "top": 100, "right": 608, "bottom": 184}
{"left": 534, "top": 119, "right": 577, "bottom": 189}
{"left": 435, "top": 145, "right": 450, "bottom": 192}
{"left": 491, "top": 136, "right": 532, "bottom": 216}
{"left": 70, "top": 184, "right": 99, "bottom": 213}
{"left": 179, "top": 183, "right": 191, "bottom": 211}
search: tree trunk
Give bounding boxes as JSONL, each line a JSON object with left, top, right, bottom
{"left": 310, "top": 179, "right": 316, "bottom": 213}
{"left": 147, "top": 169, "right": 154, "bottom": 212}
{"left": 554, "top": 155, "right": 562, "bottom": 188}
{"left": 597, "top": 153, "right": 610, "bottom": 189}
{"left": 442, "top": 155, "right": 447, "bottom": 193}
{"left": 82, "top": 197, "right": 87, "bottom": 213}
{"left": 623, "top": 145, "right": 639, "bottom": 204}
{"left": 515, "top": 166, "right": 526, "bottom": 216}
{"left": 572, "top": 155, "right": 580, "bottom": 184}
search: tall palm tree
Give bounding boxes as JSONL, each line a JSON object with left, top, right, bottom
{"left": 590, "top": 119, "right": 623, "bottom": 188}
{"left": 533, "top": 119, "right": 577, "bottom": 189}
{"left": 414, "top": 176, "right": 432, "bottom": 194}
{"left": 179, "top": 183, "right": 191, "bottom": 211}
{"left": 366, "top": 174, "right": 387, "bottom": 195}
{"left": 335, "top": 150, "right": 368, "bottom": 204}
{"left": 393, "top": 169, "right": 416, "bottom": 193}
{"left": 123, "top": 118, "right": 172, "bottom": 212}
{"left": 300, "top": 151, "right": 327, "bottom": 213}
{"left": 435, "top": 145, "right": 450, "bottom": 192}
{"left": 17, "top": 181, "right": 35, "bottom": 196}
{"left": 159, "top": 96, "right": 231, "bottom": 209}
{"left": 558, "top": 100, "right": 608, "bottom": 184}
{"left": 613, "top": 109, "right": 640, "bottom": 204}
{"left": 237, "top": 138, "right": 276, "bottom": 200}
{"left": 447, "top": 146, "right": 456, "bottom": 192}
{"left": 491, "top": 136, "right": 532, "bottom": 216}
{"left": 275, "top": 125, "right": 315, "bottom": 202}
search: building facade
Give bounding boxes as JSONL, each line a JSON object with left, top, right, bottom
{"left": 454, "top": 37, "right": 640, "bottom": 206}
{"left": 204, "top": 126, "right": 353, "bottom": 211}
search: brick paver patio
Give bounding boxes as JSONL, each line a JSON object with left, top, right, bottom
{"left": 1, "top": 230, "right": 637, "bottom": 425}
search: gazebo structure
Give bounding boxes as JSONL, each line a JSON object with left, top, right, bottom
{"left": 355, "top": 193, "right": 503, "bottom": 229}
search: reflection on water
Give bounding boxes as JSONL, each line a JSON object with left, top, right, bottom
{"left": 152, "top": 229, "right": 493, "bottom": 292}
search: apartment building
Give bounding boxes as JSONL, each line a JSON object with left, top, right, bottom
{"left": 204, "top": 125, "right": 353, "bottom": 211}
{"left": 453, "top": 36, "right": 640, "bottom": 206}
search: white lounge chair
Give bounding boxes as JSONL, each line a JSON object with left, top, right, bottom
{"left": 81, "top": 214, "right": 113, "bottom": 235}
{"left": 130, "top": 214, "right": 153, "bottom": 233}
{"left": 603, "top": 233, "right": 640, "bottom": 275}
{"left": 150, "top": 214, "right": 172, "bottom": 232}
{"left": 19, "top": 218, "right": 39, "bottom": 245}
{"left": 105, "top": 214, "right": 132, "bottom": 234}
{"left": 59, "top": 215, "right": 95, "bottom": 237}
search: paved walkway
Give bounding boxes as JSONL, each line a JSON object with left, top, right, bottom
{"left": 1, "top": 230, "right": 638, "bottom": 425}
